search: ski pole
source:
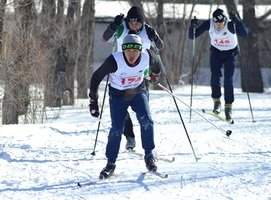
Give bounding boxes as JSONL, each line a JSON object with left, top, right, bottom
{"left": 157, "top": 83, "right": 232, "bottom": 137}
{"left": 91, "top": 40, "right": 117, "bottom": 156}
{"left": 233, "top": 20, "right": 256, "bottom": 123}
{"left": 189, "top": 16, "right": 197, "bottom": 122}
{"left": 153, "top": 44, "right": 200, "bottom": 162}
{"left": 91, "top": 76, "right": 109, "bottom": 156}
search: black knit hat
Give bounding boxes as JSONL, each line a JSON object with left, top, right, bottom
{"left": 212, "top": 8, "right": 226, "bottom": 23}
{"left": 126, "top": 6, "right": 144, "bottom": 23}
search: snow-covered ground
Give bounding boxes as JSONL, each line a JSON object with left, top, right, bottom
{"left": 0, "top": 84, "right": 271, "bottom": 200}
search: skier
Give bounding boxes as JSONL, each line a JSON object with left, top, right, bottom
{"left": 188, "top": 8, "right": 248, "bottom": 122}
{"left": 89, "top": 33, "right": 162, "bottom": 179}
{"left": 102, "top": 6, "right": 164, "bottom": 150}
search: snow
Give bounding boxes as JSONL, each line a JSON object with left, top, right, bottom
{"left": 1, "top": 84, "right": 271, "bottom": 200}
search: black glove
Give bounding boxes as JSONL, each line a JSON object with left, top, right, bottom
{"left": 229, "top": 11, "right": 238, "bottom": 23}
{"left": 147, "top": 28, "right": 158, "bottom": 42}
{"left": 89, "top": 99, "right": 99, "bottom": 118}
{"left": 114, "top": 13, "right": 124, "bottom": 26}
{"left": 147, "top": 73, "right": 160, "bottom": 85}
{"left": 190, "top": 16, "right": 198, "bottom": 27}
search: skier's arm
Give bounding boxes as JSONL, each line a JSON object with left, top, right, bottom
{"left": 89, "top": 55, "right": 117, "bottom": 98}
{"left": 103, "top": 14, "right": 124, "bottom": 42}
{"left": 145, "top": 24, "right": 164, "bottom": 51}
{"left": 188, "top": 19, "right": 210, "bottom": 39}
{"left": 228, "top": 19, "right": 249, "bottom": 37}
{"left": 147, "top": 49, "right": 162, "bottom": 79}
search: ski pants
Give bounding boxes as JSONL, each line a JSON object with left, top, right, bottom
{"left": 210, "top": 47, "right": 238, "bottom": 104}
{"left": 106, "top": 89, "right": 155, "bottom": 163}
{"left": 123, "top": 81, "right": 149, "bottom": 139}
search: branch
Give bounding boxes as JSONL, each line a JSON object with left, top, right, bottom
{"left": 258, "top": 8, "right": 271, "bottom": 22}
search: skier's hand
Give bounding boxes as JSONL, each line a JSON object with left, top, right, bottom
{"left": 190, "top": 16, "right": 198, "bottom": 27}
{"left": 114, "top": 13, "right": 124, "bottom": 26}
{"left": 89, "top": 99, "right": 99, "bottom": 118}
{"left": 146, "top": 73, "right": 160, "bottom": 85}
{"left": 229, "top": 11, "right": 238, "bottom": 23}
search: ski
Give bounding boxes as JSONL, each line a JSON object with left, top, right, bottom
{"left": 77, "top": 180, "right": 100, "bottom": 188}
{"left": 202, "top": 109, "right": 234, "bottom": 124}
{"left": 142, "top": 170, "right": 168, "bottom": 178}
{"left": 77, "top": 174, "right": 120, "bottom": 188}
{"left": 124, "top": 149, "right": 175, "bottom": 163}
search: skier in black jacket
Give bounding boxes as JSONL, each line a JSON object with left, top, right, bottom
{"left": 89, "top": 33, "right": 163, "bottom": 179}
{"left": 102, "top": 6, "right": 164, "bottom": 150}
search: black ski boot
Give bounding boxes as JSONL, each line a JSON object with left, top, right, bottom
{"left": 213, "top": 98, "right": 221, "bottom": 114}
{"left": 144, "top": 154, "right": 157, "bottom": 172}
{"left": 125, "top": 137, "right": 136, "bottom": 150}
{"left": 225, "top": 104, "right": 233, "bottom": 122}
{"left": 99, "top": 162, "right": 116, "bottom": 179}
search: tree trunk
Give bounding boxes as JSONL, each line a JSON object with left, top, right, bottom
{"left": 240, "top": 0, "right": 263, "bottom": 92}
{"left": 77, "top": 0, "right": 95, "bottom": 99}
{"left": 224, "top": 0, "right": 264, "bottom": 92}
{"left": 2, "top": 0, "right": 34, "bottom": 124}
{"left": 0, "top": 0, "right": 7, "bottom": 55}
{"left": 42, "top": 0, "right": 57, "bottom": 107}
{"left": 60, "top": 0, "right": 80, "bottom": 105}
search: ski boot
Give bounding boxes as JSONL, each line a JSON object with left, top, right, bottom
{"left": 144, "top": 153, "right": 157, "bottom": 172}
{"left": 125, "top": 137, "right": 136, "bottom": 150}
{"left": 99, "top": 162, "right": 116, "bottom": 179}
{"left": 213, "top": 98, "right": 221, "bottom": 114}
{"left": 225, "top": 104, "right": 234, "bottom": 124}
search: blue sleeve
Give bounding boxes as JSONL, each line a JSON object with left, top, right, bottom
{"left": 227, "top": 19, "right": 249, "bottom": 37}
{"left": 188, "top": 20, "right": 210, "bottom": 39}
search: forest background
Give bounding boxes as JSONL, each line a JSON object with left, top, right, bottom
{"left": 0, "top": 0, "right": 270, "bottom": 125}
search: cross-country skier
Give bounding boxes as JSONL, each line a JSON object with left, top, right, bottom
{"left": 89, "top": 33, "right": 162, "bottom": 179}
{"left": 102, "top": 6, "right": 164, "bottom": 150}
{"left": 188, "top": 8, "right": 248, "bottom": 122}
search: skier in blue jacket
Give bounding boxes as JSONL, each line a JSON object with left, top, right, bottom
{"left": 188, "top": 8, "right": 248, "bottom": 122}
{"left": 89, "top": 33, "right": 162, "bottom": 179}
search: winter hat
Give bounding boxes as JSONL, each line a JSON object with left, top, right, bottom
{"left": 212, "top": 8, "right": 226, "bottom": 23}
{"left": 126, "top": 6, "right": 144, "bottom": 23}
{"left": 122, "top": 32, "right": 142, "bottom": 51}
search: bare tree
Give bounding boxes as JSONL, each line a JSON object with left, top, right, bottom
{"left": 2, "top": 0, "right": 35, "bottom": 124}
{"left": 77, "top": 0, "right": 95, "bottom": 99}
{"left": 42, "top": 0, "right": 58, "bottom": 107}
{"left": 0, "top": 0, "right": 7, "bottom": 55}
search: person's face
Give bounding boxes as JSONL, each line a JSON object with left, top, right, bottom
{"left": 128, "top": 21, "right": 143, "bottom": 32}
{"left": 214, "top": 21, "right": 225, "bottom": 30}
{"left": 124, "top": 49, "right": 141, "bottom": 64}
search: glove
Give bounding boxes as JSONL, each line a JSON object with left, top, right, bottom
{"left": 147, "top": 73, "right": 160, "bottom": 85}
{"left": 229, "top": 11, "right": 238, "bottom": 23}
{"left": 147, "top": 28, "right": 158, "bottom": 42}
{"left": 190, "top": 16, "right": 198, "bottom": 27}
{"left": 114, "top": 13, "right": 124, "bottom": 26}
{"left": 89, "top": 99, "right": 99, "bottom": 118}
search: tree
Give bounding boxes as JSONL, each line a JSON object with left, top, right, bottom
{"left": 2, "top": 0, "right": 35, "bottom": 124}
{"left": 77, "top": 0, "right": 95, "bottom": 99}
{"left": 0, "top": 0, "right": 7, "bottom": 55}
